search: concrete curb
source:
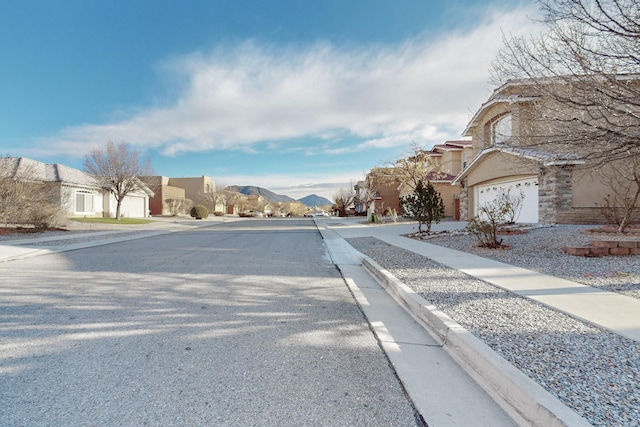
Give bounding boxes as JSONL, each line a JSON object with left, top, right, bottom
{"left": 362, "top": 256, "right": 591, "bottom": 427}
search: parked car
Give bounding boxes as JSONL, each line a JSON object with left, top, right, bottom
{"left": 305, "top": 211, "right": 329, "bottom": 217}
{"left": 240, "top": 210, "right": 263, "bottom": 217}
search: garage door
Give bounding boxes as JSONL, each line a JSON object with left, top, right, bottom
{"left": 120, "top": 195, "right": 146, "bottom": 218}
{"left": 476, "top": 177, "right": 539, "bottom": 223}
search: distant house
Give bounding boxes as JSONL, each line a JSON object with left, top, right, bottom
{"left": 423, "top": 141, "right": 472, "bottom": 220}
{"left": 454, "top": 78, "right": 639, "bottom": 224}
{"left": 146, "top": 176, "right": 187, "bottom": 216}
{"left": 0, "top": 157, "right": 153, "bottom": 218}
{"left": 148, "top": 175, "right": 243, "bottom": 216}
{"left": 167, "top": 176, "right": 215, "bottom": 203}
{"left": 361, "top": 168, "right": 402, "bottom": 216}
{"left": 364, "top": 140, "right": 473, "bottom": 219}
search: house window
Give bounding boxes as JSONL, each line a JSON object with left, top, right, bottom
{"left": 491, "top": 114, "right": 512, "bottom": 145}
{"left": 75, "top": 191, "right": 95, "bottom": 213}
{"left": 462, "top": 152, "right": 468, "bottom": 169}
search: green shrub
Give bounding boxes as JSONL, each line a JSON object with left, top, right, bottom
{"left": 400, "top": 180, "right": 445, "bottom": 233}
{"left": 190, "top": 205, "right": 209, "bottom": 219}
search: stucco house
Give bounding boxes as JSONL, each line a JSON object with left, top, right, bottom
{"left": 1, "top": 157, "right": 153, "bottom": 218}
{"left": 453, "top": 79, "right": 639, "bottom": 224}
{"left": 147, "top": 175, "right": 242, "bottom": 216}
{"left": 424, "top": 141, "right": 472, "bottom": 219}
{"left": 364, "top": 140, "right": 473, "bottom": 219}
{"left": 147, "top": 176, "right": 188, "bottom": 216}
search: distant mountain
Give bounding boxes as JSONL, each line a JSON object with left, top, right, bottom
{"left": 298, "top": 194, "right": 332, "bottom": 207}
{"left": 226, "top": 185, "right": 295, "bottom": 203}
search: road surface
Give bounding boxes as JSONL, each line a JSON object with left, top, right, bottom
{"left": 0, "top": 218, "right": 419, "bottom": 426}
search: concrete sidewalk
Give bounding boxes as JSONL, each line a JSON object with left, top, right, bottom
{"left": 0, "top": 217, "right": 231, "bottom": 263}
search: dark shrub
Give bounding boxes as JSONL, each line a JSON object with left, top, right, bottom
{"left": 190, "top": 205, "right": 209, "bottom": 219}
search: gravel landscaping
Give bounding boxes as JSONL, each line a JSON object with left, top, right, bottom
{"left": 421, "top": 224, "right": 640, "bottom": 300}
{"left": 347, "top": 226, "right": 640, "bottom": 427}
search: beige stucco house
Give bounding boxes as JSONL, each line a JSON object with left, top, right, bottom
{"left": 365, "top": 141, "right": 473, "bottom": 219}
{"left": 148, "top": 175, "right": 244, "bottom": 216}
{"left": 147, "top": 176, "right": 188, "bottom": 216}
{"left": 454, "top": 79, "right": 639, "bottom": 224}
{"left": 148, "top": 176, "right": 216, "bottom": 216}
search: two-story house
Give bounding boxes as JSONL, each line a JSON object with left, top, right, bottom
{"left": 454, "top": 78, "right": 639, "bottom": 224}
{"left": 365, "top": 141, "right": 473, "bottom": 219}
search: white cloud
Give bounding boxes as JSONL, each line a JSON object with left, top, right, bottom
{"left": 37, "top": 5, "right": 542, "bottom": 159}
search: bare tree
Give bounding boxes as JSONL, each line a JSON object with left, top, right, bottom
{"left": 379, "top": 143, "right": 444, "bottom": 196}
{"left": 597, "top": 157, "right": 640, "bottom": 232}
{"left": 196, "top": 190, "right": 221, "bottom": 213}
{"left": 333, "top": 185, "right": 356, "bottom": 217}
{"left": 492, "top": 0, "right": 640, "bottom": 164}
{"left": 84, "top": 141, "right": 154, "bottom": 220}
{"left": 220, "top": 188, "right": 242, "bottom": 214}
{"left": 282, "top": 201, "right": 308, "bottom": 217}
{"left": 354, "top": 179, "right": 378, "bottom": 215}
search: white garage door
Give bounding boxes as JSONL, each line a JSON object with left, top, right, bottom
{"left": 120, "top": 195, "right": 146, "bottom": 218}
{"left": 476, "top": 177, "right": 539, "bottom": 223}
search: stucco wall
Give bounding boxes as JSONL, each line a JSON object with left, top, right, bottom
{"left": 571, "top": 161, "right": 632, "bottom": 207}
{"left": 466, "top": 152, "right": 539, "bottom": 187}
{"left": 375, "top": 181, "right": 402, "bottom": 214}
{"left": 169, "top": 176, "right": 215, "bottom": 202}
{"left": 433, "top": 182, "right": 460, "bottom": 218}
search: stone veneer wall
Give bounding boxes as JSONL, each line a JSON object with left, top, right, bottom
{"left": 538, "top": 165, "right": 573, "bottom": 223}
{"left": 459, "top": 179, "right": 469, "bottom": 220}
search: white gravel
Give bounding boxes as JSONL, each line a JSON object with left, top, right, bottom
{"left": 347, "top": 228, "right": 640, "bottom": 427}
{"left": 421, "top": 224, "right": 640, "bottom": 300}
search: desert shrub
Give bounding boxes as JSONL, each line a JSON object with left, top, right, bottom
{"left": 26, "top": 202, "right": 68, "bottom": 230}
{"left": 467, "top": 188, "right": 526, "bottom": 248}
{"left": 190, "top": 205, "right": 209, "bottom": 219}
{"left": 466, "top": 197, "right": 509, "bottom": 248}
{"left": 388, "top": 208, "right": 398, "bottom": 223}
{"left": 164, "top": 197, "right": 186, "bottom": 217}
{"left": 497, "top": 188, "right": 525, "bottom": 224}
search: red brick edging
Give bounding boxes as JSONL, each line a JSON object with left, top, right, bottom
{"left": 564, "top": 240, "right": 640, "bottom": 256}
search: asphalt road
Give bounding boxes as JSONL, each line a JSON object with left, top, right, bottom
{"left": 0, "top": 218, "right": 419, "bottom": 426}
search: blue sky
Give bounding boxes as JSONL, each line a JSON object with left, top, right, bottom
{"left": 1, "top": 0, "right": 540, "bottom": 200}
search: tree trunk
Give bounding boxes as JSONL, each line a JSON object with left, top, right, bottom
{"left": 116, "top": 199, "right": 122, "bottom": 220}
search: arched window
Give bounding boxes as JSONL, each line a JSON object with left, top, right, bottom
{"left": 491, "top": 114, "right": 511, "bottom": 145}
